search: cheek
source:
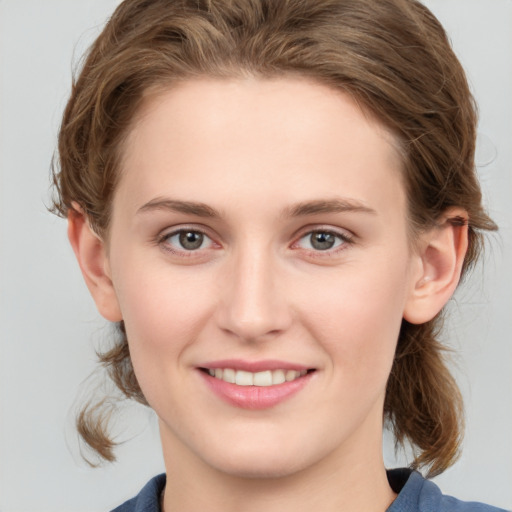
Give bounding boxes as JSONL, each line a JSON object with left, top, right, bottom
{"left": 114, "top": 249, "right": 210, "bottom": 327}
{"left": 298, "top": 257, "right": 410, "bottom": 377}
{"left": 111, "top": 259, "right": 215, "bottom": 379}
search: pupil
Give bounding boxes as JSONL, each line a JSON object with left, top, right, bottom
{"left": 179, "top": 231, "right": 203, "bottom": 250}
{"left": 311, "top": 232, "right": 335, "bottom": 250}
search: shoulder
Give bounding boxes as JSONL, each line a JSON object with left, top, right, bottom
{"left": 110, "top": 474, "right": 166, "bottom": 512}
{"left": 387, "top": 469, "right": 509, "bottom": 512}
{"left": 109, "top": 470, "right": 508, "bottom": 512}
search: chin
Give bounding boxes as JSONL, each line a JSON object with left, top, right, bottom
{"left": 202, "top": 441, "right": 319, "bottom": 480}
{"left": 215, "top": 458, "right": 306, "bottom": 480}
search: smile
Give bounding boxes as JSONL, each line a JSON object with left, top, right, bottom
{"left": 206, "top": 368, "right": 308, "bottom": 386}
{"left": 198, "top": 362, "right": 315, "bottom": 410}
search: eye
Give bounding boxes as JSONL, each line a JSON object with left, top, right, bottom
{"left": 295, "top": 229, "right": 352, "bottom": 253}
{"left": 159, "top": 229, "right": 215, "bottom": 253}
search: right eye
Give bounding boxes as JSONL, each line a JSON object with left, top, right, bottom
{"left": 159, "top": 228, "right": 216, "bottom": 255}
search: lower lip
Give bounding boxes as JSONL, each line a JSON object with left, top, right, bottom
{"left": 199, "top": 371, "right": 313, "bottom": 410}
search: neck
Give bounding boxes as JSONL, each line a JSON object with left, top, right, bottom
{"left": 160, "top": 422, "right": 396, "bottom": 512}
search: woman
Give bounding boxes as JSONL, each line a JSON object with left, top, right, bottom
{"left": 51, "top": 0, "right": 506, "bottom": 510}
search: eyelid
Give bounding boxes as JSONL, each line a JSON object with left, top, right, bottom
{"left": 155, "top": 223, "right": 355, "bottom": 259}
{"left": 157, "top": 225, "right": 220, "bottom": 256}
{"left": 291, "top": 226, "right": 355, "bottom": 255}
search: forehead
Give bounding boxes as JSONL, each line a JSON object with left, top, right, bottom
{"left": 115, "top": 77, "right": 405, "bottom": 221}
{"left": 128, "top": 76, "right": 399, "bottom": 154}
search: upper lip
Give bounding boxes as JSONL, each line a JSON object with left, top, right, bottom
{"left": 198, "top": 359, "right": 312, "bottom": 372}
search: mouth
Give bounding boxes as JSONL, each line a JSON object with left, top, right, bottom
{"left": 200, "top": 367, "right": 311, "bottom": 386}
{"left": 197, "top": 361, "right": 316, "bottom": 410}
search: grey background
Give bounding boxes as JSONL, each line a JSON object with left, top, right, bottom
{"left": 0, "top": 1, "right": 511, "bottom": 510}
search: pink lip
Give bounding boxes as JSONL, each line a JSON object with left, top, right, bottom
{"left": 199, "top": 359, "right": 310, "bottom": 372}
{"left": 197, "top": 361, "right": 314, "bottom": 410}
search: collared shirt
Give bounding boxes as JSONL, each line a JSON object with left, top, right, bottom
{"left": 111, "top": 469, "right": 508, "bottom": 512}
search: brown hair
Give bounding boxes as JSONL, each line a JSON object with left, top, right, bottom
{"left": 52, "top": 0, "right": 497, "bottom": 476}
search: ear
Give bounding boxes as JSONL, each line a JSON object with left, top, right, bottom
{"left": 403, "top": 208, "right": 469, "bottom": 324}
{"left": 67, "top": 205, "right": 122, "bottom": 322}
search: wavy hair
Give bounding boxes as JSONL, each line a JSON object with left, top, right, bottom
{"left": 52, "top": 0, "right": 497, "bottom": 476}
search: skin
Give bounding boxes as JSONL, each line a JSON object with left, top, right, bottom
{"left": 69, "top": 77, "right": 468, "bottom": 512}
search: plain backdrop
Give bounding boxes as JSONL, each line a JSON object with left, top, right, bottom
{"left": 0, "top": 1, "right": 511, "bottom": 511}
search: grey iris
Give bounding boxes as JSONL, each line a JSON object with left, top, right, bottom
{"left": 311, "top": 232, "right": 335, "bottom": 250}
{"left": 179, "top": 231, "right": 204, "bottom": 250}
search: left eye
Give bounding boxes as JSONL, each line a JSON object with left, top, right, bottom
{"left": 296, "top": 230, "right": 348, "bottom": 251}
{"left": 162, "top": 230, "right": 213, "bottom": 251}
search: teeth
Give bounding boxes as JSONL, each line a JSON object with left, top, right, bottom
{"left": 253, "top": 370, "right": 272, "bottom": 386}
{"left": 272, "top": 369, "right": 286, "bottom": 385}
{"left": 207, "top": 368, "right": 308, "bottom": 386}
{"left": 223, "top": 368, "right": 235, "bottom": 383}
{"left": 235, "top": 370, "right": 253, "bottom": 386}
{"left": 286, "top": 369, "right": 297, "bottom": 382}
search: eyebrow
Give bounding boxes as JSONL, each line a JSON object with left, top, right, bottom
{"left": 284, "top": 199, "right": 376, "bottom": 217}
{"left": 136, "top": 197, "right": 377, "bottom": 219}
{"left": 138, "top": 198, "right": 219, "bottom": 217}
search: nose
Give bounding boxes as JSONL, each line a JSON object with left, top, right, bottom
{"left": 215, "top": 245, "right": 292, "bottom": 342}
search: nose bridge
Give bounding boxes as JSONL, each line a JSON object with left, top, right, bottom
{"left": 217, "top": 239, "right": 290, "bottom": 341}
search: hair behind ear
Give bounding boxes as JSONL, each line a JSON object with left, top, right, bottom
{"left": 385, "top": 319, "right": 464, "bottom": 477}
{"left": 76, "top": 322, "right": 147, "bottom": 465}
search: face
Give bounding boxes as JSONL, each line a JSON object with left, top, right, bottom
{"left": 104, "top": 78, "right": 420, "bottom": 478}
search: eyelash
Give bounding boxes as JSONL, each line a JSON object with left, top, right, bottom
{"left": 293, "top": 229, "right": 354, "bottom": 258}
{"left": 156, "top": 226, "right": 354, "bottom": 259}
{"left": 157, "top": 227, "right": 217, "bottom": 258}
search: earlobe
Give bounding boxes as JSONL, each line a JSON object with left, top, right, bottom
{"left": 67, "top": 205, "right": 122, "bottom": 322}
{"left": 403, "top": 209, "right": 469, "bottom": 325}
